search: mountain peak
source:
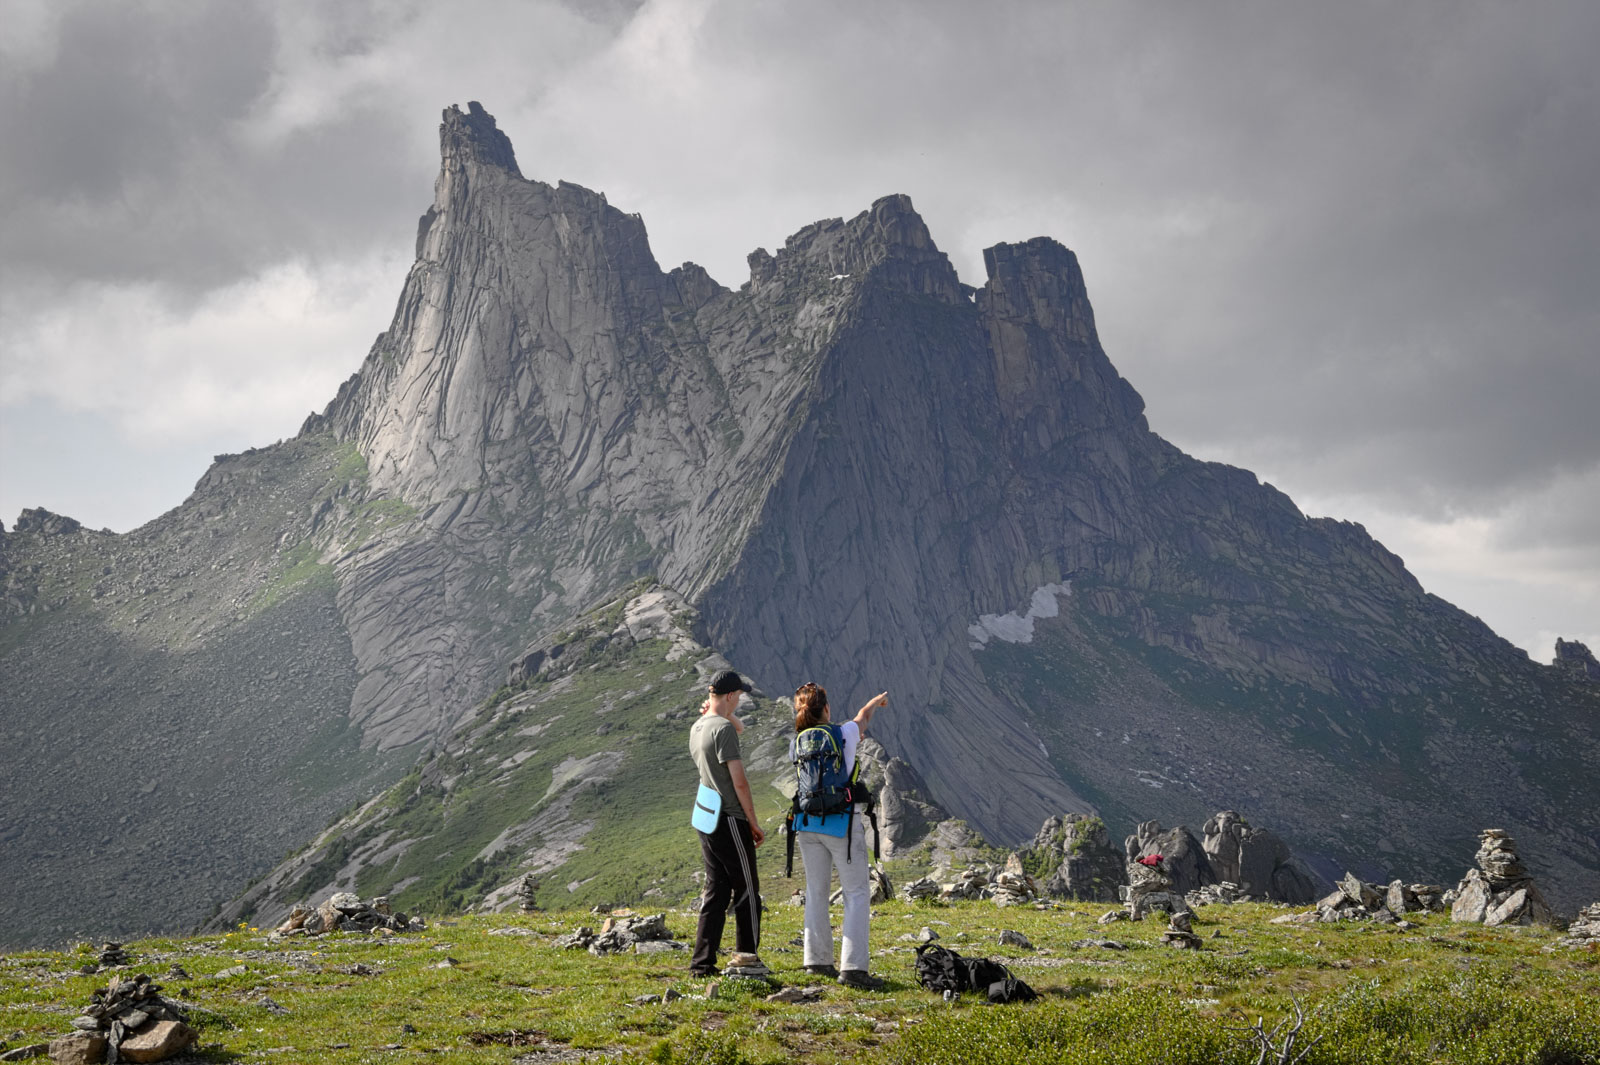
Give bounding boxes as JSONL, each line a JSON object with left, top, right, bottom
{"left": 440, "top": 101, "right": 520, "bottom": 176}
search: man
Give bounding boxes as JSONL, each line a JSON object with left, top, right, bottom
{"left": 688, "top": 668, "right": 765, "bottom": 977}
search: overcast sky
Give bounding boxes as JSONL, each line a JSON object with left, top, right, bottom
{"left": 1, "top": 0, "right": 1595, "bottom": 660}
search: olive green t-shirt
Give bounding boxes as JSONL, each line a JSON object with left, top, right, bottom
{"left": 689, "top": 713, "right": 744, "bottom": 822}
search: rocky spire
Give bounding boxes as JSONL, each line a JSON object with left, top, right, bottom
{"left": 1554, "top": 638, "right": 1600, "bottom": 681}
{"left": 440, "top": 100, "right": 520, "bottom": 176}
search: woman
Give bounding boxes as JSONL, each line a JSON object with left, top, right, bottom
{"left": 791, "top": 681, "right": 889, "bottom": 991}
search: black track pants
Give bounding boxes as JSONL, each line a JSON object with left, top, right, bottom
{"left": 691, "top": 814, "right": 760, "bottom": 973}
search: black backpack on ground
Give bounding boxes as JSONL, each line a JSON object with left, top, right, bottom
{"left": 913, "top": 943, "right": 1037, "bottom": 1004}
{"left": 986, "top": 975, "right": 1039, "bottom": 1004}
{"left": 913, "top": 943, "right": 967, "bottom": 993}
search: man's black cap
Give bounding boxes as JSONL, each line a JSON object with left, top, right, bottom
{"left": 709, "top": 669, "right": 753, "bottom": 695}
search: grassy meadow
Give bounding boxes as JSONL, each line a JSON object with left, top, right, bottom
{"left": 3, "top": 897, "right": 1596, "bottom": 1064}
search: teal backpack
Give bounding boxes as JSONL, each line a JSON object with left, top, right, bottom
{"left": 784, "top": 723, "right": 879, "bottom": 875}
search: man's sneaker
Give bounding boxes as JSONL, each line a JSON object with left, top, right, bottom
{"left": 804, "top": 964, "right": 839, "bottom": 978}
{"left": 837, "top": 969, "right": 886, "bottom": 991}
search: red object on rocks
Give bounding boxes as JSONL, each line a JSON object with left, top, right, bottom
{"left": 1136, "top": 855, "right": 1164, "bottom": 867}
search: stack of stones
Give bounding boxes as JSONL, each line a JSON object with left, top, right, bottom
{"left": 989, "top": 856, "right": 1039, "bottom": 908}
{"left": 1553, "top": 902, "right": 1600, "bottom": 950}
{"left": 97, "top": 944, "right": 131, "bottom": 968}
{"left": 941, "top": 866, "right": 994, "bottom": 901}
{"left": 1186, "top": 882, "right": 1245, "bottom": 907}
{"left": 274, "top": 893, "right": 425, "bottom": 938}
{"left": 989, "top": 873, "right": 1034, "bottom": 907}
{"left": 556, "top": 913, "right": 684, "bottom": 956}
{"left": 516, "top": 874, "right": 541, "bottom": 913}
{"left": 721, "top": 951, "right": 772, "bottom": 979}
{"left": 1124, "top": 861, "right": 1188, "bottom": 920}
{"left": 1449, "top": 829, "right": 1555, "bottom": 927}
{"left": 50, "top": 974, "right": 196, "bottom": 1065}
{"left": 1160, "top": 910, "right": 1203, "bottom": 950}
{"left": 901, "top": 877, "right": 941, "bottom": 902}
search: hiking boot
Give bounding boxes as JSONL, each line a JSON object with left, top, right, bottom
{"left": 837, "top": 969, "right": 886, "bottom": 991}
{"left": 688, "top": 967, "right": 719, "bottom": 978}
{"left": 804, "top": 963, "right": 839, "bottom": 978}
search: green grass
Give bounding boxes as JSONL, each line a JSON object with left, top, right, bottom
{"left": 250, "top": 541, "right": 338, "bottom": 613}
{"left": 1, "top": 903, "right": 1594, "bottom": 1064}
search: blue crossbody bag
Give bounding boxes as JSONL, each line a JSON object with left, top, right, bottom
{"left": 691, "top": 783, "right": 722, "bottom": 834}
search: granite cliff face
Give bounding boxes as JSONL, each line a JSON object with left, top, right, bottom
{"left": 4, "top": 103, "right": 1597, "bottom": 947}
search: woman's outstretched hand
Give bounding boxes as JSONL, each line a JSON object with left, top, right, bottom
{"left": 854, "top": 691, "right": 889, "bottom": 730}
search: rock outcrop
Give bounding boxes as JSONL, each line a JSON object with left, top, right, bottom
{"left": 1028, "top": 814, "right": 1127, "bottom": 902}
{"left": 1201, "top": 811, "right": 1321, "bottom": 904}
{"left": 1125, "top": 821, "right": 1217, "bottom": 896}
{"left": 853, "top": 739, "right": 948, "bottom": 857}
{"left": 1554, "top": 638, "right": 1600, "bottom": 682}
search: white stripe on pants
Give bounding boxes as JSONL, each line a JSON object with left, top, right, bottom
{"left": 799, "top": 816, "right": 870, "bottom": 972}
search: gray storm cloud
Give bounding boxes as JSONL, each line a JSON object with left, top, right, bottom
{"left": 1, "top": 0, "right": 1595, "bottom": 654}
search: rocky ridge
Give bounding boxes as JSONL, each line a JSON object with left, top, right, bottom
{"left": 5, "top": 102, "right": 1599, "bottom": 947}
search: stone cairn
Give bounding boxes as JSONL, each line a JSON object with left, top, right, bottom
{"left": 556, "top": 913, "right": 684, "bottom": 956}
{"left": 273, "top": 892, "right": 425, "bottom": 938}
{"left": 1448, "top": 829, "right": 1554, "bottom": 927}
{"left": 516, "top": 874, "right": 541, "bottom": 913}
{"left": 1553, "top": 902, "right": 1600, "bottom": 950}
{"left": 49, "top": 973, "right": 197, "bottom": 1065}
{"left": 1161, "top": 909, "right": 1203, "bottom": 950}
{"left": 1123, "top": 859, "right": 1189, "bottom": 920}
{"left": 720, "top": 951, "right": 772, "bottom": 979}
{"left": 97, "top": 944, "right": 131, "bottom": 969}
{"left": 1186, "top": 882, "right": 1246, "bottom": 908}
{"left": 902, "top": 876, "right": 941, "bottom": 902}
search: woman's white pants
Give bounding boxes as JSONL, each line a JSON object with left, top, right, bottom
{"left": 799, "top": 817, "right": 871, "bottom": 972}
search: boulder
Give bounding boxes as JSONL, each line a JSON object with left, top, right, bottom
{"left": 117, "top": 1021, "right": 197, "bottom": 1063}
{"left": 46, "top": 1033, "right": 105, "bottom": 1065}
{"left": 1338, "top": 872, "right": 1381, "bottom": 910}
{"left": 275, "top": 907, "right": 308, "bottom": 933}
{"left": 1188, "top": 822, "right": 1320, "bottom": 905}
{"left": 327, "top": 892, "right": 364, "bottom": 915}
{"left": 1270, "top": 857, "right": 1322, "bottom": 905}
{"left": 313, "top": 899, "right": 344, "bottom": 932}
